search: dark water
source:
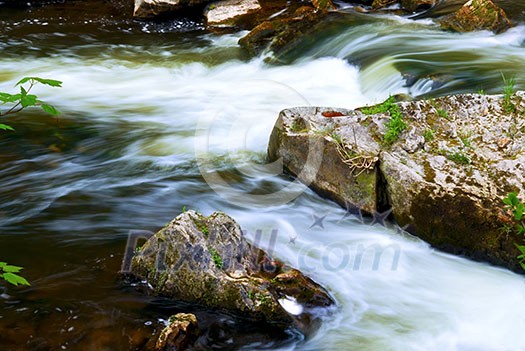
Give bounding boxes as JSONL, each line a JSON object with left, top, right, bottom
{"left": 1, "top": 1, "right": 525, "bottom": 350}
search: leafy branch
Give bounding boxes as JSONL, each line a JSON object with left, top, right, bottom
{"left": 0, "top": 262, "right": 30, "bottom": 286}
{"left": 503, "top": 192, "right": 525, "bottom": 235}
{"left": 0, "top": 76, "right": 62, "bottom": 287}
{"left": 0, "top": 76, "right": 62, "bottom": 131}
{"left": 503, "top": 192, "right": 525, "bottom": 269}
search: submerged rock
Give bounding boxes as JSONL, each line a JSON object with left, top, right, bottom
{"left": 268, "top": 93, "right": 525, "bottom": 271}
{"left": 131, "top": 210, "right": 334, "bottom": 334}
{"left": 439, "top": 0, "right": 512, "bottom": 33}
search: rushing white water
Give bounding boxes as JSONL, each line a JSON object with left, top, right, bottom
{"left": 2, "top": 15, "right": 525, "bottom": 351}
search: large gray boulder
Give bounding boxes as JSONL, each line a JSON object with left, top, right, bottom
{"left": 268, "top": 93, "right": 525, "bottom": 271}
{"left": 131, "top": 210, "right": 334, "bottom": 330}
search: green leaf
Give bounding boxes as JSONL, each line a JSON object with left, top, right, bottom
{"left": 40, "top": 103, "right": 60, "bottom": 116}
{"left": 520, "top": 261, "right": 525, "bottom": 271}
{"left": 32, "top": 77, "right": 62, "bottom": 88}
{"left": 16, "top": 76, "right": 62, "bottom": 88}
{"left": 514, "top": 244, "right": 525, "bottom": 254}
{"left": 0, "top": 123, "right": 14, "bottom": 131}
{"left": 1, "top": 264, "right": 23, "bottom": 273}
{"left": 0, "top": 92, "right": 21, "bottom": 103}
{"left": 504, "top": 192, "right": 519, "bottom": 206}
{"left": 2, "top": 272, "right": 30, "bottom": 286}
{"left": 15, "top": 77, "right": 32, "bottom": 86}
{"left": 515, "top": 208, "right": 524, "bottom": 221}
{"left": 20, "top": 93, "right": 37, "bottom": 108}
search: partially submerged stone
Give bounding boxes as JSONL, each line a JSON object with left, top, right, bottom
{"left": 155, "top": 313, "right": 200, "bottom": 351}
{"left": 238, "top": 7, "right": 358, "bottom": 58}
{"left": 370, "top": 0, "right": 437, "bottom": 12}
{"left": 204, "top": 0, "right": 261, "bottom": 27}
{"left": 399, "top": 0, "right": 436, "bottom": 12}
{"left": 131, "top": 210, "right": 334, "bottom": 331}
{"left": 268, "top": 93, "right": 525, "bottom": 271}
{"left": 238, "top": 7, "right": 324, "bottom": 57}
{"left": 134, "top": 0, "right": 211, "bottom": 18}
{"left": 371, "top": 0, "right": 397, "bottom": 10}
{"left": 439, "top": 0, "right": 512, "bottom": 33}
{"left": 311, "top": 0, "right": 337, "bottom": 12}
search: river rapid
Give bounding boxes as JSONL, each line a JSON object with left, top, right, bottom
{"left": 1, "top": 2, "right": 525, "bottom": 350}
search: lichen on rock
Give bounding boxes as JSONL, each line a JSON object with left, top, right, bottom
{"left": 131, "top": 210, "right": 334, "bottom": 333}
{"left": 269, "top": 107, "right": 381, "bottom": 214}
{"left": 268, "top": 92, "right": 525, "bottom": 271}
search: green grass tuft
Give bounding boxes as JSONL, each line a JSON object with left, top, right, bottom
{"left": 447, "top": 152, "right": 471, "bottom": 165}
{"left": 209, "top": 248, "right": 223, "bottom": 269}
{"left": 361, "top": 96, "right": 407, "bottom": 145}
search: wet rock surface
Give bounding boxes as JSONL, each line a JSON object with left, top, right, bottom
{"left": 439, "top": 0, "right": 512, "bottom": 33}
{"left": 268, "top": 92, "right": 525, "bottom": 271}
{"left": 399, "top": 0, "right": 437, "bottom": 12}
{"left": 236, "top": 0, "right": 512, "bottom": 58}
{"left": 1, "top": 0, "right": 513, "bottom": 57}
{"left": 238, "top": 8, "right": 329, "bottom": 57}
{"left": 134, "top": 0, "right": 212, "bottom": 18}
{"left": 155, "top": 313, "right": 200, "bottom": 351}
{"left": 131, "top": 210, "right": 335, "bottom": 349}
{"left": 204, "top": 0, "right": 261, "bottom": 27}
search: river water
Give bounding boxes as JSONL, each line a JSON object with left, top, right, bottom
{"left": 1, "top": 2, "right": 525, "bottom": 350}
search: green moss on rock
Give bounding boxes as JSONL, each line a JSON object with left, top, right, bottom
{"left": 130, "top": 210, "right": 334, "bottom": 331}
{"left": 269, "top": 92, "right": 525, "bottom": 272}
{"left": 439, "top": 0, "right": 512, "bottom": 33}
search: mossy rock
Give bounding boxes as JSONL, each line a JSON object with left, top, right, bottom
{"left": 268, "top": 93, "right": 525, "bottom": 271}
{"left": 439, "top": 0, "right": 512, "bottom": 34}
{"left": 131, "top": 210, "right": 334, "bottom": 331}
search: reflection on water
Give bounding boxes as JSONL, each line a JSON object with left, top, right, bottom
{"left": 1, "top": 3, "right": 525, "bottom": 350}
